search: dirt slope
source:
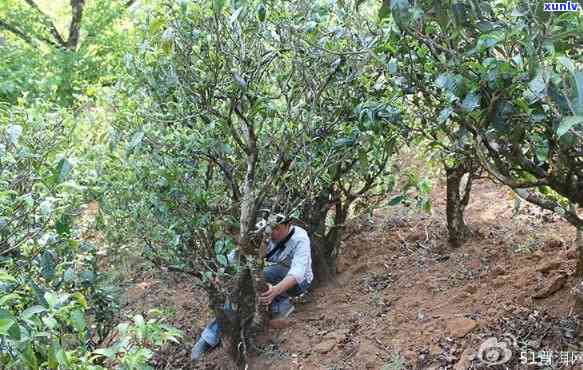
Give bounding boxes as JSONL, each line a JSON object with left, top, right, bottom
{"left": 123, "top": 180, "right": 583, "bottom": 370}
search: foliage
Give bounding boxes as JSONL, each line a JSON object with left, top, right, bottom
{"left": 101, "top": 0, "right": 403, "bottom": 283}
{"left": 0, "top": 0, "right": 137, "bottom": 105}
{"left": 376, "top": 0, "right": 583, "bottom": 228}
{"left": 4, "top": 0, "right": 583, "bottom": 367}
{"left": 94, "top": 0, "right": 408, "bottom": 365}
{"left": 0, "top": 104, "right": 180, "bottom": 369}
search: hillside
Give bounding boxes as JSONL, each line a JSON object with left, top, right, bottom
{"left": 121, "top": 179, "right": 582, "bottom": 370}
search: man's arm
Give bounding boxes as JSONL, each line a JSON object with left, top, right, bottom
{"left": 273, "top": 275, "right": 297, "bottom": 294}
{"left": 287, "top": 238, "right": 310, "bottom": 285}
{"left": 259, "top": 238, "right": 310, "bottom": 305}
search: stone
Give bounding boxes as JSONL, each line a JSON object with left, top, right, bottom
{"left": 429, "top": 344, "right": 441, "bottom": 356}
{"left": 454, "top": 347, "right": 475, "bottom": 370}
{"left": 447, "top": 318, "right": 478, "bottom": 338}
{"left": 493, "top": 276, "right": 508, "bottom": 288}
{"left": 403, "top": 350, "right": 417, "bottom": 363}
{"left": 532, "top": 250, "right": 545, "bottom": 260}
{"left": 533, "top": 274, "right": 567, "bottom": 299}
{"left": 324, "top": 329, "right": 350, "bottom": 343}
{"left": 314, "top": 339, "right": 337, "bottom": 354}
{"left": 544, "top": 238, "right": 564, "bottom": 251}
{"left": 464, "top": 284, "right": 478, "bottom": 294}
{"left": 536, "top": 260, "right": 562, "bottom": 273}
{"left": 491, "top": 265, "right": 506, "bottom": 276}
{"left": 566, "top": 248, "right": 577, "bottom": 259}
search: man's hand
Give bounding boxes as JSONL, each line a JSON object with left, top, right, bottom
{"left": 259, "top": 283, "right": 279, "bottom": 305}
{"left": 259, "top": 276, "right": 298, "bottom": 306}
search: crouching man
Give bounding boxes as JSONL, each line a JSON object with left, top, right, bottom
{"left": 191, "top": 214, "right": 313, "bottom": 362}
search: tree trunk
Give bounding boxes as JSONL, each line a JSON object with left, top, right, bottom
{"left": 301, "top": 191, "right": 334, "bottom": 286}
{"left": 310, "top": 236, "right": 335, "bottom": 287}
{"left": 570, "top": 204, "right": 583, "bottom": 313}
{"left": 206, "top": 240, "right": 268, "bottom": 369}
{"left": 67, "top": 0, "right": 86, "bottom": 50}
{"left": 302, "top": 190, "right": 349, "bottom": 287}
{"left": 445, "top": 161, "right": 474, "bottom": 248}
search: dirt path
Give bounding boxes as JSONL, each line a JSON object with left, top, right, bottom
{"left": 123, "top": 180, "right": 583, "bottom": 369}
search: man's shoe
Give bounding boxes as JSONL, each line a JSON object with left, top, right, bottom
{"left": 272, "top": 304, "right": 295, "bottom": 320}
{"left": 191, "top": 337, "right": 211, "bottom": 362}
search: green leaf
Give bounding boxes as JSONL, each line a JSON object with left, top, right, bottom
{"left": 127, "top": 131, "right": 144, "bottom": 155}
{"left": 358, "top": 149, "right": 369, "bottom": 175}
{"left": 556, "top": 116, "right": 583, "bottom": 138}
{"left": 389, "top": 0, "right": 410, "bottom": 26}
{"left": 43, "top": 315, "right": 59, "bottom": 330}
{"left": 40, "top": 250, "right": 55, "bottom": 281}
{"left": 70, "top": 310, "right": 86, "bottom": 333}
{"left": 461, "top": 92, "right": 480, "bottom": 112}
{"left": 438, "top": 107, "right": 453, "bottom": 123}
{"left": 420, "top": 199, "right": 432, "bottom": 213}
{"left": 63, "top": 267, "right": 74, "bottom": 282}
{"left": 435, "top": 72, "right": 455, "bottom": 92}
{"left": 558, "top": 56, "right": 575, "bottom": 73}
{"left": 0, "top": 270, "right": 17, "bottom": 283}
{"left": 388, "top": 195, "right": 404, "bottom": 206}
{"left": 55, "top": 346, "right": 70, "bottom": 367}
{"left": 55, "top": 214, "right": 72, "bottom": 237}
{"left": 387, "top": 59, "right": 397, "bottom": 75}
{"left": 6, "top": 124, "right": 22, "bottom": 144}
{"left": 379, "top": 0, "right": 391, "bottom": 19}
{"left": 148, "top": 17, "right": 166, "bottom": 35}
{"left": 229, "top": 6, "right": 244, "bottom": 25}
{"left": 573, "top": 71, "right": 583, "bottom": 115}
{"left": 54, "top": 158, "right": 72, "bottom": 184}
{"left": 256, "top": 3, "right": 266, "bottom": 21}
{"left": 217, "top": 254, "right": 228, "bottom": 266}
{"left": 80, "top": 271, "right": 95, "bottom": 285}
{"left": 0, "top": 293, "right": 19, "bottom": 306}
{"left": 8, "top": 321, "right": 21, "bottom": 340}
{"left": 94, "top": 347, "right": 118, "bottom": 359}
{"left": 535, "top": 143, "right": 549, "bottom": 162}
{"left": 117, "top": 322, "right": 130, "bottom": 337}
{"left": 22, "top": 305, "right": 47, "bottom": 320}
{"left": 525, "top": 74, "right": 546, "bottom": 103}
{"left": 333, "top": 137, "right": 355, "bottom": 147}
{"left": 44, "top": 292, "right": 58, "bottom": 308}
{"left": 48, "top": 341, "right": 60, "bottom": 369}
{"left": 21, "top": 343, "right": 38, "bottom": 369}
{"left": 72, "top": 292, "right": 88, "bottom": 309}
{"left": 0, "top": 309, "right": 16, "bottom": 335}
{"left": 418, "top": 179, "right": 431, "bottom": 194}
{"left": 213, "top": 0, "right": 225, "bottom": 12}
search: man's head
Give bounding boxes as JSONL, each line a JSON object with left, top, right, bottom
{"left": 270, "top": 220, "right": 291, "bottom": 242}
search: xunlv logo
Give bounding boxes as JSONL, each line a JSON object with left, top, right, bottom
{"left": 544, "top": 1, "right": 580, "bottom": 11}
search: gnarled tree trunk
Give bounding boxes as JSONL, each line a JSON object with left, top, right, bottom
{"left": 302, "top": 189, "right": 350, "bottom": 287}
{"left": 445, "top": 161, "right": 476, "bottom": 248}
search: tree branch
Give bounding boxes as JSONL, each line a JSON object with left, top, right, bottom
{"left": 67, "top": 0, "right": 86, "bottom": 50}
{"left": 514, "top": 188, "right": 583, "bottom": 229}
{"left": 23, "top": 0, "right": 66, "bottom": 47}
{"left": 0, "top": 19, "right": 34, "bottom": 45}
{"left": 473, "top": 132, "right": 548, "bottom": 188}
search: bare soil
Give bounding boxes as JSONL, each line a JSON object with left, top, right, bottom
{"left": 121, "top": 180, "right": 583, "bottom": 370}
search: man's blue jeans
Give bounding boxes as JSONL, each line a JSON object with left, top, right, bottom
{"left": 200, "top": 264, "right": 310, "bottom": 347}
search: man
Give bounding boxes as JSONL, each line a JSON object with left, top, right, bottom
{"left": 191, "top": 213, "right": 313, "bottom": 362}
